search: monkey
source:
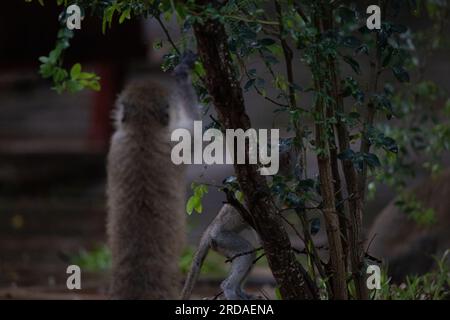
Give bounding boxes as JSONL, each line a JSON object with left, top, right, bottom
{"left": 367, "top": 169, "right": 450, "bottom": 283}
{"left": 106, "top": 52, "right": 198, "bottom": 299}
{"left": 181, "top": 140, "right": 309, "bottom": 300}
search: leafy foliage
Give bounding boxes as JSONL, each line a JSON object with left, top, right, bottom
{"left": 186, "top": 182, "right": 208, "bottom": 215}
{"left": 70, "top": 245, "right": 111, "bottom": 272}
{"left": 31, "top": 2, "right": 101, "bottom": 93}
{"left": 374, "top": 251, "right": 450, "bottom": 300}
{"left": 395, "top": 192, "right": 437, "bottom": 226}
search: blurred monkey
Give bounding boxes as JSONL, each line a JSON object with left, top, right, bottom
{"left": 368, "top": 170, "right": 450, "bottom": 282}
{"left": 107, "top": 52, "right": 198, "bottom": 299}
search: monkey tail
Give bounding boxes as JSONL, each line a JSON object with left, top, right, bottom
{"left": 181, "top": 235, "right": 210, "bottom": 300}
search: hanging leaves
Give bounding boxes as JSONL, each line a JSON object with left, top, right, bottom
{"left": 186, "top": 183, "right": 209, "bottom": 215}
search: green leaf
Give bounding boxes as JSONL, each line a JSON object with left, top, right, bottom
{"left": 26, "top": 0, "right": 45, "bottom": 6}
{"left": 364, "top": 153, "right": 381, "bottom": 168}
{"left": 119, "top": 8, "right": 131, "bottom": 24}
{"left": 194, "top": 184, "right": 208, "bottom": 198}
{"left": 38, "top": 56, "right": 49, "bottom": 63}
{"left": 77, "top": 72, "right": 95, "bottom": 80}
{"left": 153, "top": 39, "right": 163, "bottom": 50}
{"left": 186, "top": 197, "right": 197, "bottom": 215}
{"left": 53, "top": 68, "right": 68, "bottom": 83}
{"left": 444, "top": 99, "right": 450, "bottom": 116}
{"left": 244, "top": 79, "right": 255, "bottom": 91}
{"left": 102, "top": 5, "right": 117, "bottom": 34}
{"left": 85, "top": 80, "right": 101, "bottom": 91}
{"left": 338, "top": 148, "right": 355, "bottom": 161}
{"left": 39, "top": 63, "right": 53, "bottom": 78}
{"left": 382, "top": 137, "right": 398, "bottom": 153}
{"left": 234, "top": 190, "right": 244, "bottom": 203}
{"left": 274, "top": 287, "right": 282, "bottom": 300}
{"left": 174, "top": 2, "right": 187, "bottom": 19}
{"left": 66, "top": 80, "right": 83, "bottom": 93}
{"left": 70, "top": 63, "right": 82, "bottom": 79}
{"left": 392, "top": 66, "right": 410, "bottom": 83}
{"left": 186, "top": 183, "right": 208, "bottom": 214}
{"left": 194, "top": 200, "right": 203, "bottom": 213}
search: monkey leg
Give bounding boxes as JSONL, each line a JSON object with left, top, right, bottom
{"left": 211, "top": 231, "right": 256, "bottom": 300}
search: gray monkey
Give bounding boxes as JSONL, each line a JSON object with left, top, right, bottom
{"left": 181, "top": 139, "right": 300, "bottom": 300}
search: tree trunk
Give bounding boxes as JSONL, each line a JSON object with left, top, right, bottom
{"left": 314, "top": 99, "right": 348, "bottom": 300}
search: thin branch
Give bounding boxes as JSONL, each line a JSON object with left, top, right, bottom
{"left": 222, "top": 15, "right": 280, "bottom": 26}
{"left": 212, "top": 291, "right": 223, "bottom": 300}
{"left": 365, "top": 253, "right": 382, "bottom": 264}
{"left": 209, "top": 115, "right": 223, "bottom": 131}
{"left": 278, "top": 205, "right": 322, "bottom": 214}
{"left": 297, "top": 212, "right": 328, "bottom": 281}
{"left": 155, "top": 13, "right": 207, "bottom": 83}
{"left": 225, "top": 247, "right": 263, "bottom": 263}
{"left": 279, "top": 213, "right": 306, "bottom": 243}
{"left": 258, "top": 288, "right": 270, "bottom": 300}
{"left": 365, "top": 233, "right": 377, "bottom": 253}
{"left": 254, "top": 87, "right": 289, "bottom": 108}
{"left": 155, "top": 15, "right": 180, "bottom": 55}
{"left": 239, "top": 60, "right": 289, "bottom": 108}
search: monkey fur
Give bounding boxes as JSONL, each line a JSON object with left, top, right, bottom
{"left": 107, "top": 53, "right": 198, "bottom": 299}
{"left": 182, "top": 203, "right": 258, "bottom": 300}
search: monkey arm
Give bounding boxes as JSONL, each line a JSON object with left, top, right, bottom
{"left": 172, "top": 51, "right": 201, "bottom": 124}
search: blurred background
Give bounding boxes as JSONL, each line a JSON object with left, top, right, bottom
{"left": 0, "top": 2, "right": 448, "bottom": 299}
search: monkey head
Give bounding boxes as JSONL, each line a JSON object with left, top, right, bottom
{"left": 114, "top": 56, "right": 200, "bottom": 135}
{"left": 114, "top": 79, "right": 185, "bottom": 132}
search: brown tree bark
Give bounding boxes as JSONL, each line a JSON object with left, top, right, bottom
{"left": 192, "top": 8, "right": 317, "bottom": 300}
{"left": 322, "top": 6, "right": 369, "bottom": 300}
{"left": 330, "top": 62, "right": 368, "bottom": 299}
{"left": 312, "top": 9, "right": 348, "bottom": 300}
{"left": 314, "top": 94, "right": 348, "bottom": 300}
